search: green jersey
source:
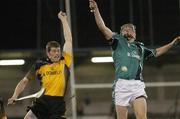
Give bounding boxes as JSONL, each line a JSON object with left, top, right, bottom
{"left": 110, "top": 33, "right": 156, "bottom": 81}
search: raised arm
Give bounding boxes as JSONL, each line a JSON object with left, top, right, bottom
{"left": 89, "top": 0, "right": 113, "bottom": 40}
{"left": 58, "top": 11, "right": 72, "bottom": 55}
{"left": 155, "top": 36, "right": 180, "bottom": 57}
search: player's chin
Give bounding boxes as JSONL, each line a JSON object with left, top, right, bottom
{"left": 128, "top": 34, "right": 136, "bottom": 39}
{"left": 55, "top": 59, "right": 60, "bottom": 62}
{"left": 52, "top": 58, "right": 60, "bottom": 62}
{"left": 124, "top": 34, "right": 133, "bottom": 39}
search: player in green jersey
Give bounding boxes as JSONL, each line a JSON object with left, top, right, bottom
{"left": 89, "top": 0, "right": 180, "bottom": 119}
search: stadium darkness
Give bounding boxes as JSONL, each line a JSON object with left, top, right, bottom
{"left": 1, "top": 0, "right": 179, "bottom": 50}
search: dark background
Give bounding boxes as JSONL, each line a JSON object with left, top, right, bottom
{"left": 1, "top": 0, "right": 180, "bottom": 50}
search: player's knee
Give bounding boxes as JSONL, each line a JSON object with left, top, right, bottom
{"left": 135, "top": 113, "right": 147, "bottom": 119}
{"left": 116, "top": 111, "right": 127, "bottom": 119}
{"left": 24, "top": 110, "right": 37, "bottom": 119}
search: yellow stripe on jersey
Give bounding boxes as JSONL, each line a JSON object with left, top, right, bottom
{"left": 35, "top": 52, "right": 72, "bottom": 96}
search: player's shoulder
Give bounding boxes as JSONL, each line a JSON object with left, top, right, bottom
{"left": 36, "top": 58, "right": 50, "bottom": 64}
{"left": 112, "top": 32, "right": 122, "bottom": 39}
{"left": 35, "top": 57, "right": 52, "bottom": 69}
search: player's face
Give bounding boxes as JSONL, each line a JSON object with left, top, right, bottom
{"left": 47, "top": 47, "right": 61, "bottom": 62}
{"left": 121, "top": 26, "right": 136, "bottom": 40}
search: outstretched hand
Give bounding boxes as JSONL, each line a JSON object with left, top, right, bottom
{"left": 7, "top": 97, "right": 16, "bottom": 105}
{"left": 58, "top": 11, "right": 67, "bottom": 21}
{"left": 172, "top": 36, "right": 180, "bottom": 46}
{"left": 89, "top": 0, "right": 97, "bottom": 12}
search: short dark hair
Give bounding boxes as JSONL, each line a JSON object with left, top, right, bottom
{"left": 46, "top": 41, "right": 60, "bottom": 52}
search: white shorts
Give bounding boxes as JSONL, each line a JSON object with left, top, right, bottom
{"left": 114, "top": 79, "right": 147, "bottom": 107}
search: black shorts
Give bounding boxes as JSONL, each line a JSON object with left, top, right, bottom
{"left": 28, "top": 95, "right": 66, "bottom": 119}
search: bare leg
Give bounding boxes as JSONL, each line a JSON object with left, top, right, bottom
{"left": 24, "top": 110, "right": 37, "bottom": 119}
{"left": 132, "top": 97, "right": 147, "bottom": 119}
{"left": 115, "top": 105, "right": 128, "bottom": 119}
